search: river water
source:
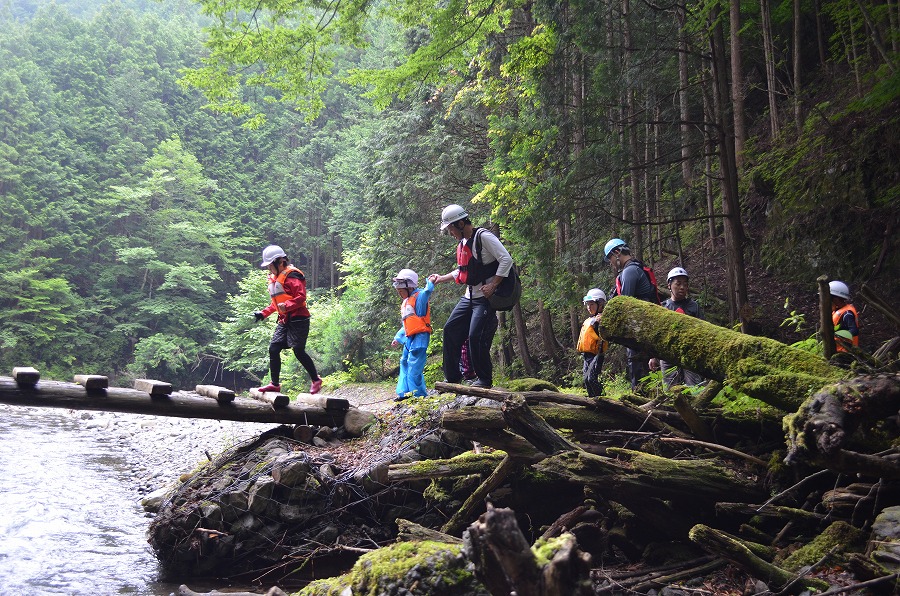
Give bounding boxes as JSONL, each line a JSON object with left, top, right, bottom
{"left": 0, "top": 405, "right": 260, "bottom": 595}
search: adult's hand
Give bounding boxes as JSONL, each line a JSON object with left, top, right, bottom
{"left": 428, "top": 273, "right": 446, "bottom": 284}
{"left": 482, "top": 280, "right": 499, "bottom": 298}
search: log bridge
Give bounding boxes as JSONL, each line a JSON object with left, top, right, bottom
{"left": 0, "top": 367, "right": 355, "bottom": 429}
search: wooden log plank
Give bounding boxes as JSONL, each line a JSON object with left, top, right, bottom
{"left": 12, "top": 367, "right": 40, "bottom": 387}
{"left": 293, "top": 394, "right": 350, "bottom": 411}
{"left": 74, "top": 375, "right": 108, "bottom": 390}
{"left": 134, "top": 378, "right": 173, "bottom": 396}
{"left": 0, "top": 377, "right": 347, "bottom": 426}
{"left": 195, "top": 385, "right": 236, "bottom": 403}
{"left": 249, "top": 388, "right": 289, "bottom": 408}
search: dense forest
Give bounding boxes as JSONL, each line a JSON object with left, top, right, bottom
{"left": 0, "top": 0, "right": 896, "bottom": 394}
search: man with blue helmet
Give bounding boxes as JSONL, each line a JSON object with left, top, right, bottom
{"left": 604, "top": 237, "right": 660, "bottom": 389}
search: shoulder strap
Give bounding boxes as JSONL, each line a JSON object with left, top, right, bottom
{"left": 473, "top": 228, "right": 484, "bottom": 263}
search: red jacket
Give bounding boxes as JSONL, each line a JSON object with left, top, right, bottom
{"left": 261, "top": 267, "right": 311, "bottom": 323}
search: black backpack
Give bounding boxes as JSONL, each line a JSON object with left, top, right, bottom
{"left": 474, "top": 228, "right": 522, "bottom": 311}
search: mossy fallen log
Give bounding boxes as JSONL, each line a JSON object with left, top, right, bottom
{"left": 387, "top": 451, "right": 506, "bottom": 482}
{"left": 689, "top": 524, "right": 830, "bottom": 593}
{"left": 599, "top": 296, "right": 846, "bottom": 411}
{"left": 784, "top": 373, "right": 900, "bottom": 477}
{"left": 440, "top": 401, "right": 685, "bottom": 435}
{"left": 298, "top": 540, "right": 490, "bottom": 596}
{"left": 533, "top": 447, "right": 764, "bottom": 504}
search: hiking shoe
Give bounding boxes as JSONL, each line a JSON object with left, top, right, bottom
{"left": 470, "top": 379, "right": 492, "bottom": 389}
{"left": 258, "top": 383, "right": 281, "bottom": 393}
{"left": 310, "top": 378, "right": 323, "bottom": 394}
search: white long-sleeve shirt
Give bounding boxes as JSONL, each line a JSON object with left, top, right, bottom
{"left": 451, "top": 229, "right": 513, "bottom": 299}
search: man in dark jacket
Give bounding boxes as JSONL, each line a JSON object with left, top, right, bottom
{"left": 604, "top": 238, "right": 659, "bottom": 389}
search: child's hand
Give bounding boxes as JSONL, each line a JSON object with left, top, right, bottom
{"left": 391, "top": 339, "right": 400, "bottom": 348}
{"left": 648, "top": 358, "right": 660, "bottom": 371}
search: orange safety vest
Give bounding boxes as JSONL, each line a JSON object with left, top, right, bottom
{"left": 401, "top": 291, "right": 432, "bottom": 336}
{"left": 832, "top": 304, "right": 859, "bottom": 351}
{"left": 576, "top": 317, "right": 608, "bottom": 355}
{"left": 269, "top": 266, "right": 307, "bottom": 316}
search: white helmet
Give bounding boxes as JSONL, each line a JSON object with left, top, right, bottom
{"left": 829, "top": 280, "right": 851, "bottom": 300}
{"left": 392, "top": 268, "right": 419, "bottom": 288}
{"left": 440, "top": 204, "right": 469, "bottom": 231}
{"left": 260, "top": 244, "right": 287, "bottom": 268}
{"left": 667, "top": 267, "right": 689, "bottom": 284}
{"left": 583, "top": 288, "right": 607, "bottom": 303}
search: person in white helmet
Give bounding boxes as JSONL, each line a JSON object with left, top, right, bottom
{"left": 429, "top": 204, "right": 512, "bottom": 389}
{"left": 649, "top": 267, "right": 705, "bottom": 388}
{"left": 576, "top": 288, "right": 609, "bottom": 397}
{"left": 253, "top": 245, "right": 323, "bottom": 395}
{"left": 828, "top": 280, "right": 859, "bottom": 352}
{"left": 390, "top": 268, "right": 435, "bottom": 400}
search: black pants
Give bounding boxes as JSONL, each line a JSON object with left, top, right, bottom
{"left": 582, "top": 352, "right": 605, "bottom": 397}
{"left": 269, "top": 317, "right": 318, "bottom": 384}
{"left": 442, "top": 297, "right": 498, "bottom": 386}
{"left": 626, "top": 347, "right": 649, "bottom": 390}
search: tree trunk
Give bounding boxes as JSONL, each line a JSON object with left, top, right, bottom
{"left": 623, "top": 0, "right": 644, "bottom": 259}
{"left": 730, "top": 0, "right": 746, "bottom": 166}
{"left": 513, "top": 302, "right": 537, "bottom": 375}
{"left": 676, "top": 4, "right": 693, "bottom": 187}
{"left": 538, "top": 299, "right": 560, "bottom": 364}
{"left": 760, "top": 0, "right": 781, "bottom": 137}
{"left": 598, "top": 296, "right": 845, "bottom": 410}
{"left": 709, "top": 4, "right": 750, "bottom": 328}
{"left": 793, "top": 0, "right": 803, "bottom": 131}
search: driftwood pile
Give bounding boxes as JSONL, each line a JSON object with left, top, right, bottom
{"left": 165, "top": 296, "right": 899, "bottom": 595}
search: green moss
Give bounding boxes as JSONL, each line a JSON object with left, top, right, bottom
{"left": 297, "top": 540, "right": 480, "bottom": 596}
{"left": 506, "top": 377, "right": 560, "bottom": 392}
{"left": 600, "top": 297, "right": 847, "bottom": 411}
{"left": 779, "top": 521, "right": 864, "bottom": 571}
{"left": 531, "top": 534, "right": 570, "bottom": 566}
{"left": 403, "top": 393, "right": 458, "bottom": 426}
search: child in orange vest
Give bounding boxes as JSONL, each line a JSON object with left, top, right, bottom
{"left": 829, "top": 280, "right": 859, "bottom": 352}
{"left": 391, "top": 269, "right": 435, "bottom": 400}
{"left": 576, "top": 288, "right": 608, "bottom": 397}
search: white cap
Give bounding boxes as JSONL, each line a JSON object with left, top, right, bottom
{"left": 393, "top": 268, "right": 419, "bottom": 288}
{"left": 583, "top": 288, "right": 607, "bottom": 303}
{"left": 667, "top": 267, "right": 689, "bottom": 284}
{"left": 260, "top": 245, "right": 287, "bottom": 268}
{"left": 440, "top": 204, "right": 468, "bottom": 231}
{"left": 829, "top": 280, "right": 851, "bottom": 300}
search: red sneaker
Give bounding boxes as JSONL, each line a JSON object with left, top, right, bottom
{"left": 258, "top": 383, "right": 281, "bottom": 393}
{"left": 310, "top": 378, "right": 323, "bottom": 394}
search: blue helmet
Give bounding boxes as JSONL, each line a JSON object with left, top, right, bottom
{"left": 603, "top": 238, "right": 627, "bottom": 262}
